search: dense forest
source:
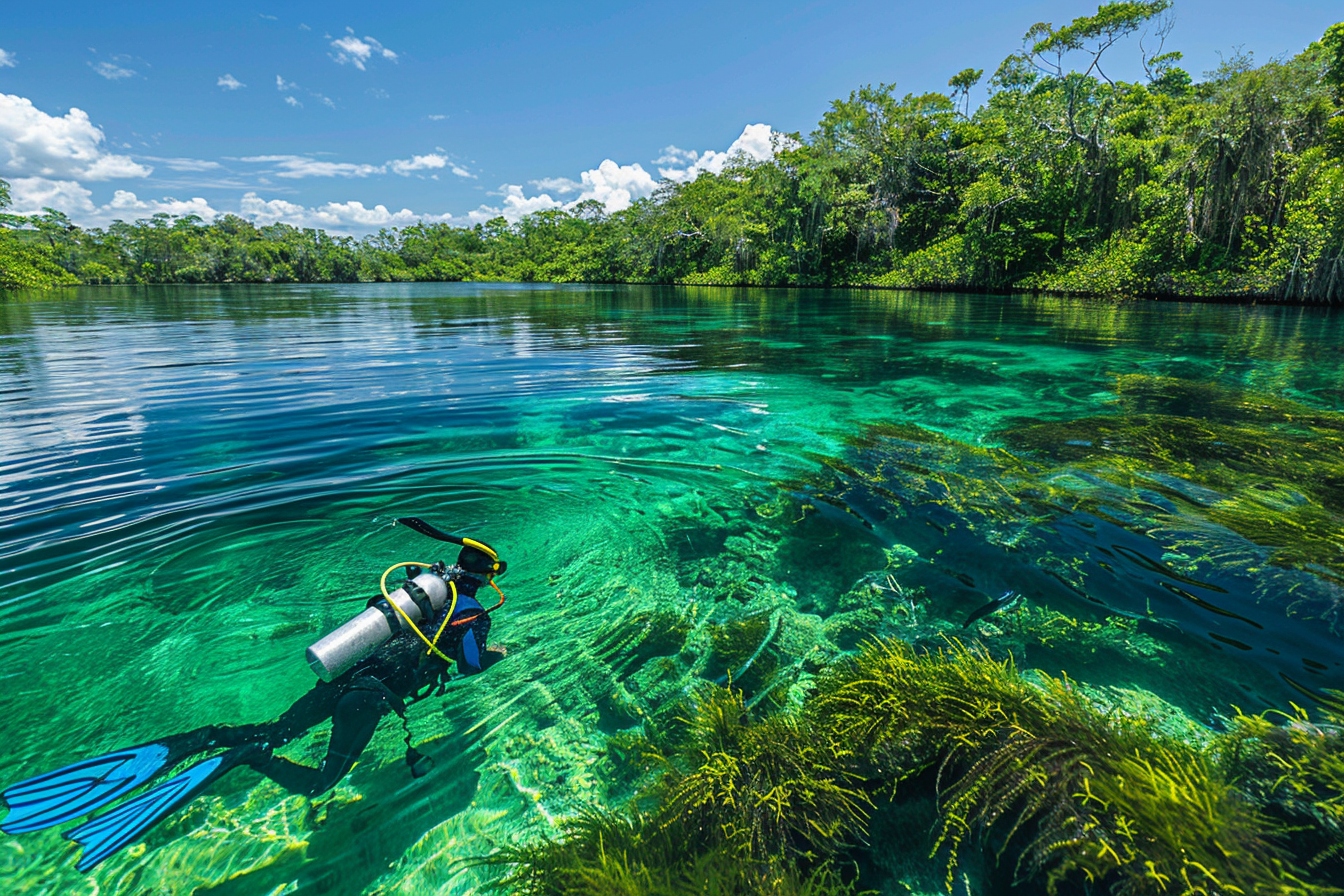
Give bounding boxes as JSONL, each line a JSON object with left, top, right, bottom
{"left": 3, "top": 2, "right": 1343, "bottom": 301}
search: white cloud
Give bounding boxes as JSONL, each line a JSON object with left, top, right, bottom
{"left": 217, "top": 73, "right": 244, "bottom": 90}
{"left": 91, "top": 61, "right": 136, "bottom": 81}
{"left": 469, "top": 123, "right": 788, "bottom": 223}
{"left": 139, "top": 156, "right": 222, "bottom": 172}
{"left": 466, "top": 163, "right": 650, "bottom": 223}
{"left": 11, "top": 176, "right": 449, "bottom": 235}
{"left": 284, "top": 96, "right": 302, "bottom": 108}
{"left": 238, "top": 152, "right": 469, "bottom": 179}
{"left": 104, "top": 190, "right": 218, "bottom": 221}
{"left": 6, "top": 177, "right": 97, "bottom": 216}
{"left": 0, "top": 93, "right": 151, "bottom": 180}
{"left": 470, "top": 161, "right": 655, "bottom": 222}
{"left": 315, "top": 93, "right": 336, "bottom": 109}
{"left": 530, "top": 176, "right": 582, "bottom": 194}
{"left": 240, "top": 192, "right": 448, "bottom": 232}
{"left": 330, "top": 31, "right": 398, "bottom": 70}
{"left": 240, "top": 154, "right": 381, "bottom": 178}
{"left": 6, "top": 177, "right": 217, "bottom": 226}
{"left": 658, "top": 123, "right": 783, "bottom": 182}
{"left": 576, "top": 160, "right": 658, "bottom": 211}
{"left": 427, "top": 114, "right": 447, "bottom": 121}
{"left": 389, "top": 153, "right": 446, "bottom": 175}
{"left": 0, "top": 49, "right": 17, "bottom": 68}
{"left": 467, "top": 185, "right": 563, "bottom": 224}
{"left": 276, "top": 75, "right": 298, "bottom": 91}
{"left": 654, "top": 145, "right": 697, "bottom": 165}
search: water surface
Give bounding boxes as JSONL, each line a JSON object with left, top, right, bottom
{"left": 2, "top": 284, "right": 1342, "bottom": 894}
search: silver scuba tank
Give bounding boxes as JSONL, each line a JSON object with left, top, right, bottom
{"left": 306, "top": 570, "right": 452, "bottom": 682}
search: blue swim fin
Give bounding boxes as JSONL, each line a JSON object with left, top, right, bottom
{"left": 2, "top": 742, "right": 175, "bottom": 835}
{"left": 66, "top": 745, "right": 258, "bottom": 872}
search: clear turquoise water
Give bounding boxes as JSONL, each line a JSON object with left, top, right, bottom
{"left": 2, "top": 284, "right": 1343, "bottom": 894}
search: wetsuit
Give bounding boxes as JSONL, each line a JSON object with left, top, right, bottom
{"left": 184, "top": 573, "right": 494, "bottom": 796}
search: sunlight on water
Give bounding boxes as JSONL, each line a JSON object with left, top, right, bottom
{"left": 1, "top": 284, "right": 1342, "bottom": 893}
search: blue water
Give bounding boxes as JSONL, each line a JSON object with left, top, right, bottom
{"left": 1, "top": 283, "right": 1342, "bottom": 894}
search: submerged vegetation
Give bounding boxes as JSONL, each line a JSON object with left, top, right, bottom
{"left": 4, "top": 3, "right": 1344, "bottom": 300}
{"left": 495, "top": 641, "right": 1344, "bottom": 896}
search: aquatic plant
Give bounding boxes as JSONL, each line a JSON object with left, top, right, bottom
{"left": 811, "top": 640, "right": 1324, "bottom": 895}
{"left": 490, "top": 809, "right": 871, "bottom": 896}
{"left": 1000, "top": 374, "right": 1344, "bottom": 580}
{"left": 707, "top": 614, "right": 780, "bottom": 692}
{"left": 1218, "top": 702, "right": 1344, "bottom": 873}
{"left": 662, "top": 687, "right": 871, "bottom": 863}
{"left": 495, "top": 632, "right": 1344, "bottom": 896}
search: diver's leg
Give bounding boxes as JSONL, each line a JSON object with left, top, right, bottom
{"left": 250, "top": 688, "right": 388, "bottom": 797}
{"left": 201, "top": 681, "right": 345, "bottom": 751}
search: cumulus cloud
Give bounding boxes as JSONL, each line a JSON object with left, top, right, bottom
{"left": 466, "top": 185, "right": 562, "bottom": 224}
{"left": 469, "top": 123, "right": 788, "bottom": 223}
{"left": 530, "top": 176, "right": 582, "bottom": 195}
{"left": 240, "top": 192, "right": 449, "bottom": 232}
{"left": 91, "top": 61, "right": 135, "bottom": 80}
{"left": 0, "top": 49, "right": 17, "bottom": 68}
{"left": 6, "top": 177, "right": 217, "bottom": 226}
{"left": 0, "top": 93, "right": 151, "bottom": 181}
{"left": 5, "top": 177, "right": 98, "bottom": 216}
{"left": 654, "top": 145, "right": 697, "bottom": 166}
{"left": 284, "top": 96, "right": 302, "bottom": 108}
{"left": 217, "top": 73, "right": 244, "bottom": 90}
{"left": 104, "top": 190, "right": 218, "bottom": 221}
{"left": 450, "top": 164, "right": 474, "bottom": 179}
{"left": 657, "top": 123, "right": 783, "bottom": 182}
{"left": 330, "top": 30, "right": 397, "bottom": 70}
{"left": 9, "top": 175, "right": 453, "bottom": 235}
{"left": 466, "top": 163, "right": 655, "bottom": 223}
{"left": 576, "top": 160, "right": 658, "bottom": 211}
{"left": 388, "top": 153, "right": 446, "bottom": 175}
{"left": 276, "top": 75, "right": 298, "bottom": 91}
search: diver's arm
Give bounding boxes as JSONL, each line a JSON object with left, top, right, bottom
{"left": 456, "top": 616, "right": 488, "bottom": 674}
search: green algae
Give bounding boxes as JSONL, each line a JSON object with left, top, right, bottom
{"left": 7, "top": 285, "right": 1344, "bottom": 895}
{"left": 1001, "top": 375, "right": 1344, "bottom": 579}
{"left": 496, "top": 639, "right": 1344, "bottom": 896}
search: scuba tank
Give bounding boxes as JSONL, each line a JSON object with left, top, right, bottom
{"left": 305, "top": 517, "right": 507, "bottom": 683}
{"left": 306, "top": 565, "right": 456, "bottom": 682}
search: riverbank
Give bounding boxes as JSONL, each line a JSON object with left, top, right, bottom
{"left": 3, "top": 6, "right": 1341, "bottom": 303}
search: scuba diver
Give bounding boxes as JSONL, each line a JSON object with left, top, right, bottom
{"left": 0, "top": 518, "right": 507, "bottom": 872}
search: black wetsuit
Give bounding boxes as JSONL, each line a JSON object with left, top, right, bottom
{"left": 188, "top": 574, "right": 494, "bottom": 796}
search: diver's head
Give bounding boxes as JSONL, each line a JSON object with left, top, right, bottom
{"left": 457, "top": 544, "right": 505, "bottom": 576}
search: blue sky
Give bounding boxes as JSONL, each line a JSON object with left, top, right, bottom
{"left": 0, "top": 0, "right": 1339, "bottom": 232}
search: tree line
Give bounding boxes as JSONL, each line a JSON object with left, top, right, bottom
{"left": 3, "top": 2, "right": 1343, "bottom": 301}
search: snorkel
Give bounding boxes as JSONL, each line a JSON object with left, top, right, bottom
{"left": 304, "top": 518, "right": 506, "bottom": 682}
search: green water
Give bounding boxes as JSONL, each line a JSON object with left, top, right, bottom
{"left": 2, "top": 284, "right": 1343, "bottom": 894}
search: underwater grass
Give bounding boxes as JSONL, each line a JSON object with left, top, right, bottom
{"left": 813, "top": 640, "right": 1322, "bottom": 895}
{"left": 1000, "top": 375, "right": 1344, "bottom": 579}
{"left": 492, "top": 638, "right": 1344, "bottom": 896}
{"left": 1218, "top": 702, "right": 1344, "bottom": 874}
